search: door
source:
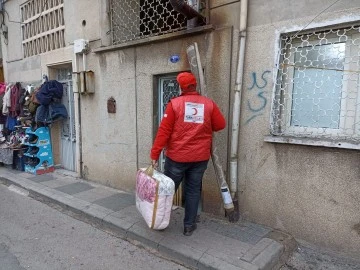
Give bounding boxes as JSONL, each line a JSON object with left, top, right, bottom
{"left": 158, "top": 76, "right": 180, "bottom": 170}
{"left": 57, "top": 69, "right": 76, "bottom": 171}
{"left": 157, "top": 76, "right": 183, "bottom": 205}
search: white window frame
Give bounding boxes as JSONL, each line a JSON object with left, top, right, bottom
{"left": 273, "top": 30, "right": 360, "bottom": 143}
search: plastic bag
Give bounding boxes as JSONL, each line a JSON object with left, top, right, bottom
{"left": 135, "top": 166, "right": 175, "bottom": 230}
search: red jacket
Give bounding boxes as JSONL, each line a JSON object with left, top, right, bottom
{"left": 150, "top": 92, "right": 226, "bottom": 162}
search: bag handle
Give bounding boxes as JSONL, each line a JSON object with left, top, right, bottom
{"left": 144, "top": 165, "right": 154, "bottom": 177}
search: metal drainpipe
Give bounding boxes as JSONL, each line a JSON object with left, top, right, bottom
{"left": 230, "top": 0, "right": 248, "bottom": 198}
{"left": 73, "top": 53, "right": 83, "bottom": 178}
{"left": 77, "top": 91, "right": 83, "bottom": 178}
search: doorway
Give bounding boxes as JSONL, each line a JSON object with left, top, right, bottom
{"left": 56, "top": 68, "right": 76, "bottom": 171}
{"left": 156, "top": 75, "right": 183, "bottom": 206}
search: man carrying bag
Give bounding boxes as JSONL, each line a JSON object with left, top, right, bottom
{"left": 150, "top": 72, "right": 226, "bottom": 236}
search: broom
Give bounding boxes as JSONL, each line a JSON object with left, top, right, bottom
{"left": 186, "top": 42, "right": 239, "bottom": 222}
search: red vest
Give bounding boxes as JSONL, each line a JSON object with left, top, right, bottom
{"left": 165, "top": 95, "right": 214, "bottom": 162}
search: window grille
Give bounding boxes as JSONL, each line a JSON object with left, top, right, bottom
{"left": 160, "top": 78, "right": 180, "bottom": 115}
{"left": 109, "top": 0, "right": 202, "bottom": 45}
{"left": 272, "top": 24, "right": 360, "bottom": 143}
{"left": 21, "top": 0, "right": 65, "bottom": 58}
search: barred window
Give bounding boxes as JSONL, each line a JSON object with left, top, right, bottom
{"left": 109, "top": 0, "right": 201, "bottom": 45}
{"left": 21, "top": 0, "right": 65, "bottom": 58}
{"left": 272, "top": 24, "right": 360, "bottom": 143}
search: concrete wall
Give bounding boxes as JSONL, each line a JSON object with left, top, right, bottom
{"left": 2, "top": 0, "right": 42, "bottom": 84}
{"left": 1, "top": 0, "right": 360, "bottom": 259}
{"left": 80, "top": 48, "right": 138, "bottom": 189}
{"left": 81, "top": 28, "right": 232, "bottom": 201}
{"left": 76, "top": 2, "right": 232, "bottom": 205}
{"left": 239, "top": 0, "right": 360, "bottom": 257}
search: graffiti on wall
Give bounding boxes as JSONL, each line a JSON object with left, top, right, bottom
{"left": 245, "top": 70, "right": 271, "bottom": 124}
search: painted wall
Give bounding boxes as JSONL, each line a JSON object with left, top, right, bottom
{"left": 240, "top": 0, "right": 360, "bottom": 257}
{"left": 0, "top": 0, "right": 230, "bottom": 203}
{"left": 74, "top": 2, "right": 233, "bottom": 212}
{"left": 1, "top": 0, "right": 359, "bottom": 259}
{"left": 80, "top": 28, "right": 232, "bottom": 209}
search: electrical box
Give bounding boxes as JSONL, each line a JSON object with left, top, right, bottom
{"left": 74, "top": 71, "right": 95, "bottom": 94}
{"left": 74, "top": 39, "right": 89, "bottom": 54}
{"left": 85, "top": 71, "right": 95, "bottom": 94}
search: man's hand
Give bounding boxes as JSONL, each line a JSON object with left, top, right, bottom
{"left": 151, "top": 160, "right": 158, "bottom": 168}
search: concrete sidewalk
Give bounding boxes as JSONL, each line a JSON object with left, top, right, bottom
{"left": 0, "top": 167, "right": 296, "bottom": 270}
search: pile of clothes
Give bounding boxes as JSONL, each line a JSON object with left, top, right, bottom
{"left": 0, "top": 80, "right": 68, "bottom": 148}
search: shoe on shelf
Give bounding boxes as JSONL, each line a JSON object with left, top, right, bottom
{"left": 183, "top": 224, "right": 197, "bottom": 236}
{"left": 29, "top": 147, "right": 39, "bottom": 155}
{"left": 24, "top": 156, "right": 31, "bottom": 165}
{"left": 27, "top": 157, "right": 40, "bottom": 167}
{"left": 29, "top": 135, "right": 38, "bottom": 144}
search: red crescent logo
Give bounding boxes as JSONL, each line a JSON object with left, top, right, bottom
{"left": 192, "top": 108, "right": 198, "bottom": 115}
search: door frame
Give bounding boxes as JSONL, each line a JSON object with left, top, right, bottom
{"left": 47, "top": 63, "right": 77, "bottom": 172}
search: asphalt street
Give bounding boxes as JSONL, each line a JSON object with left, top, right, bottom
{"left": 0, "top": 183, "right": 188, "bottom": 270}
{"left": 280, "top": 245, "right": 360, "bottom": 270}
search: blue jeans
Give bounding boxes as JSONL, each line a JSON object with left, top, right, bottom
{"left": 164, "top": 157, "right": 208, "bottom": 227}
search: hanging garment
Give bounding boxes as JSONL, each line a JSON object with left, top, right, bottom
{"left": 5, "top": 116, "right": 17, "bottom": 131}
{"left": 36, "top": 80, "right": 63, "bottom": 105}
{"left": 9, "top": 83, "right": 21, "bottom": 117}
{"left": 0, "top": 114, "right": 6, "bottom": 125}
{"left": 0, "top": 83, "right": 6, "bottom": 96}
{"left": 35, "top": 103, "right": 68, "bottom": 124}
{"left": 0, "top": 83, "right": 6, "bottom": 113}
{"left": 2, "top": 84, "right": 12, "bottom": 115}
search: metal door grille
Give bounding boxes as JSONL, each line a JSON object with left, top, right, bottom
{"left": 57, "top": 69, "right": 76, "bottom": 171}
{"left": 158, "top": 77, "right": 182, "bottom": 206}
{"left": 159, "top": 78, "right": 181, "bottom": 119}
{"left": 60, "top": 81, "right": 76, "bottom": 142}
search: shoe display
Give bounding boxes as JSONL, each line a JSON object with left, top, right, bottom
{"left": 23, "top": 126, "right": 54, "bottom": 175}
{"left": 183, "top": 224, "right": 197, "bottom": 236}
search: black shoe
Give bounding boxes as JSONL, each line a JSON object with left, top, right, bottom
{"left": 29, "top": 135, "right": 38, "bottom": 144}
{"left": 24, "top": 156, "right": 31, "bottom": 165}
{"left": 183, "top": 224, "right": 197, "bottom": 236}
{"left": 29, "top": 147, "right": 39, "bottom": 155}
{"left": 27, "top": 157, "right": 40, "bottom": 167}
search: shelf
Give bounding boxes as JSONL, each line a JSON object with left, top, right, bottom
{"left": 24, "top": 126, "right": 54, "bottom": 175}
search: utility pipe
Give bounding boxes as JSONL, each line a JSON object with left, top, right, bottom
{"left": 73, "top": 53, "right": 83, "bottom": 178}
{"left": 229, "top": 0, "right": 248, "bottom": 198}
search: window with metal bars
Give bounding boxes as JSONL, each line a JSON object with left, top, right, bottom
{"left": 139, "top": 0, "right": 185, "bottom": 36}
{"left": 109, "top": 0, "right": 205, "bottom": 45}
{"left": 272, "top": 24, "right": 360, "bottom": 143}
{"left": 21, "top": 0, "right": 65, "bottom": 58}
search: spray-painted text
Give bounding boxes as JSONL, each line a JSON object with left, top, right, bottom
{"left": 245, "top": 71, "right": 271, "bottom": 124}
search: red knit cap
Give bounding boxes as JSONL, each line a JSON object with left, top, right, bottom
{"left": 177, "top": 72, "right": 197, "bottom": 92}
